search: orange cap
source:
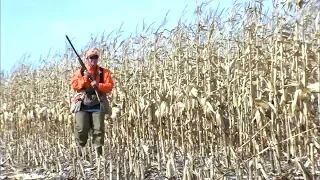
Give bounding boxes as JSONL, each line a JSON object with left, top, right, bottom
{"left": 85, "top": 48, "right": 99, "bottom": 58}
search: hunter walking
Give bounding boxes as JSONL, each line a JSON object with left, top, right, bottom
{"left": 70, "top": 47, "right": 114, "bottom": 159}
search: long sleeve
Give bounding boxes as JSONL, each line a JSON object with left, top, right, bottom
{"left": 70, "top": 69, "right": 89, "bottom": 91}
{"left": 98, "top": 69, "right": 114, "bottom": 94}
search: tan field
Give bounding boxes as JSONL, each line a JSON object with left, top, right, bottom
{"left": 0, "top": 0, "right": 319, "bottom": 179}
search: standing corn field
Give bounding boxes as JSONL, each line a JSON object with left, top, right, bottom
{"left": 0, "top": 0, "right": 320, "bottom": 179}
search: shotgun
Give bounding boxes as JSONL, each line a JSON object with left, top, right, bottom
{"left": 65, "top": 35, "right": 101, "bottom": 102}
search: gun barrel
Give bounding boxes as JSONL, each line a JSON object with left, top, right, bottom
{"left": 66, "top": 35, "right": 101, "bottom": 102}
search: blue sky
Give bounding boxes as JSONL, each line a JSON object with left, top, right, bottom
{"left": 1, "top": 0, "right": 255, "bottom": 73}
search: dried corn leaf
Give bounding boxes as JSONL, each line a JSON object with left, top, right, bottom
{"left": 291, "top": 89, "right": 302, "bottom": 114}
{"left": 254, "top": 98, "right": 270, "bottom": 110}
{"left": 306, "top": 82, "right": 319, "bottom": 93}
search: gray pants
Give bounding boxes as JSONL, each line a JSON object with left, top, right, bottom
{"left": 74, "top": 111, "right": 105, "bottom": 148}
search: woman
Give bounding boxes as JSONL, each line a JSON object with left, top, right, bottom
{"left": 70, "top": 47, "right": 114, "bottom": 159}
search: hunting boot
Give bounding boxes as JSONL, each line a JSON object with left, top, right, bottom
{"left": 77, "top": 145, "right": 90, "bottom": 161}
{"left": 76, "top": 145, "right": 84, "bottom": 157}
{"left": 95, "top": 146, "right": 103, "bottom": 158}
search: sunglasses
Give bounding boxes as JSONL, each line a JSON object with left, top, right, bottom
{"left": 88, "top": 55, "right": 99, "bottom": 59}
